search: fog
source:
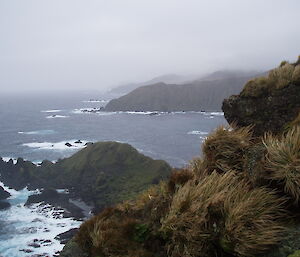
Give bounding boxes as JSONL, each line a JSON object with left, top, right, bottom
{"left": 0, "top": 0, "right": 299, "bottom": 92}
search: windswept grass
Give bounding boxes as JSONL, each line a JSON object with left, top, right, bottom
{"left": 161, "top": 172, "right": 286, "bottom": 257}
{"left": 241, "top": 58, "right": 300, "bottom": 98}
{"left": 263, "top": 126, "right": 300, "bottom": 204}
{"left": 202, "top": 125, "right": 253, "bottom": 173}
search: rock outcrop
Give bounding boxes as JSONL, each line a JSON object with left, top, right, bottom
{"left": 223, "top": 59, "right": 300, "bottom": 136}
{"left": 223, "top": 83, "right": 300, "bottom": 136}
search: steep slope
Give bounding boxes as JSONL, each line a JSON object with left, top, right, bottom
{"left": 61, "top": 57, "right": 300, "bottom": 257}
{"left": 0, "top": 142, "right": 171, "bottom": 209}
{"left": 104, "top": 75, "right": 260, "bottom": 112}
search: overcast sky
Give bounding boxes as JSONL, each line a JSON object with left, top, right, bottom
{"left": 0, "top": 0, "right": 299, "bottom": 92}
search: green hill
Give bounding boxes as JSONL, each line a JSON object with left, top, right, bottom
{"left": 0, "top": 142, "right": 171, "bottom": 209}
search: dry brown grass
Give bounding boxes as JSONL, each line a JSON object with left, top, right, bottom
{"left": 263, "top": 126, "right": 300, "bottom": 204}
{"left": 268, "top": 63, "right": 295, "bottom": 89}
{"left": 292, "top": 65, "right": 300, "bottom": 83}
{"left": 167, "top": 169, "right": 194, "bottom": 193}
{"left": 202, "top": 125, "right": 253, "bottom": 174}
{"left": 240, "top": 77, "right": 270, "bottom": 97}
{"left": 240, "top": 59, "right": 300, "bottom": 98}
{"left": 161, "top": 172, "right": 286, "bottom": 257}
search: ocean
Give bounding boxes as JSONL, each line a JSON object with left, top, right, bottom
{"left": 0, "top": 91, "right": 227, "bottom": 256}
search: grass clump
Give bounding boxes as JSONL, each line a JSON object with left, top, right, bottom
{"left": 202, "top": 125, "right": 253, "bottom": 173}
{"left": 240, "top": 58, "right": 300, "bottom": 98}
{"left": 161, "top": 172, "right": 286, "bottom": 257}
{"left": 240, "top": 77, "right": 270, "bottom": 97}
{"left": 263, "top": 126, "right": 300, "bottom": 204}
{"left": 268, "top": 63, "right": 295, "bottom": 89}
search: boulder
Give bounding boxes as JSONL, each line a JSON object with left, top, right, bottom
{"left": 0, "top": 201, "right": 10, "bottom": 210}
{"left": 65, "top": 143, "right": 72, "bottom": 147}
{"left": 0, "top": 186, "right": 10, "bottom": 200}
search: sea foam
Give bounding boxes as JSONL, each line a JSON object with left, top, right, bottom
{"left": 22, "top": 140, "right": 89, "bottom": 151}
{"left": 0, "top": 182, "right": 81, "bottom": 257}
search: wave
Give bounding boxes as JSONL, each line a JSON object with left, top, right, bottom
{"left": 1, "top": 157, "right": 18, "bottom": 164}
{"left": 18, "top": 130, "right": 55, "bottom": 135}
{"left": 46, "top": 115, "right": 69, "bottom": 119}
{"left": 41, "top": 110, "right": 62, "bottom": 113}
{"left": 0, "top": 182, "right": 81, "bottom": 257}
{"left": 73, "top": 109, "right": 224, "bottom": 117}
{"left": 187, "top": 131, "right": 208, "bottom": 135}
{"left": 203, "top": 112, "right": 224, "bottom": 116}
{"left": 22, "top": 140, "right": 89, "bottom": 151}
{"left": 82, "top": 99, "right": 109, "bottom": 103}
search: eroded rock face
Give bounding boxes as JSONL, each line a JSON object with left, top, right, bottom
{"left": 222, "top": 83, "right": 300, "bottom": 136}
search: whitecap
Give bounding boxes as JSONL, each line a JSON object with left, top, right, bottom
{"left": 22, "top": 140, "right": 89, "bottom": 151}
{"left": 203, "top": 112, "right": 224, "bottom": 116}
{"left": 41, "top": 110, "right": 62, "bottom": 113}
{"left": 46, "top": 115, "right": 69, "bottom": 119}
{"left": 187, "top": 131, "right": 209, "bottom": 135}
{"left": 18, "top": 130, "right": 55, "bottom": 135}
{"left": 82, "top": 99, "right": 109, "bottom": 103}
{"left": 1, "top": 157, "right": 18, "bottom": 164}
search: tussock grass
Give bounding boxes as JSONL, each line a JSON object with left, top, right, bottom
{"left": 202, "top": 125, "right": 253, "bottom": 173}
{"left": 240, "top": 58, "right": 300, "bottom": 97}
{"left": 167, "top": 169, "right": 194, "bottom": 193}
{"left": 268, "top": 63, "right": 295, "bottom": 89}
{"left": 263, "top": 126, "right": 300, "bottom": 204}
{"left": 161, "top": 172, "right": 286, "bottom": 257}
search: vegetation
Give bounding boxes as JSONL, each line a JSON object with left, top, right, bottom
{"left": 61, "top": 57, "right": 300, "bottom": 257}
{"left": 240, "top": 59, "right": 300, "bottom": 97}
{"left": 202, "top": 125, "right": 253, "bottom": 173}
{"left": 263, "top": 126, "right": 300, "bottom": 204}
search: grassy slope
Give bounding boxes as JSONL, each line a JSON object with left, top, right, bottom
{"left": 37, "top": 142, "right": 171, "bottom": 208}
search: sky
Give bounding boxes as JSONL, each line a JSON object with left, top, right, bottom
{"left": 0, "top": 0, "right": 299, "bottom": 92}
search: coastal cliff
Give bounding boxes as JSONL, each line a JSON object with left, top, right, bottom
{"left": 60, "top": 57, "right": 300, "bottom": 257}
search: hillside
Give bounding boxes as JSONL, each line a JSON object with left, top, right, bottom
{"left": 0, "top": 142, "right": 171, "bottom": 210}
{"left": 104, "top": 74, "right": 260, "bottom": 112}
{"left": 60, "top": 57, "right": 300, "bottom": 257}
{"left": 109, "top": 74, "right": 191, "bottom": 95}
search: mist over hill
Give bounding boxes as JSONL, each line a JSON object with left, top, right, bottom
{"left": 104, "top": 70, "right": 263, "bottom": 112}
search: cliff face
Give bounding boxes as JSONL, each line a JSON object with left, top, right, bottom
{"left": 104, "top": 75, "right": 257, "bottom": 112}
{"left": 223, "top": 83, "right": 300, "bottom": 136}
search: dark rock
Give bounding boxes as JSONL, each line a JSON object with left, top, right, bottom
{"left": 55, "top": 228, "right": 78, "bottom": 244}
{"left": 74, "top": 140, "right": 82, "bottom": 144}
{"left": 28, "top": 242, "right": 41, "bottom": 248}
{"left": 25, "top": 188, "right": 59, "bottom": 205}
{"left": 0, "top": 201, "right": 10, "bottom": 210}
{"left": 0, "top": 186, "right": 10, "bottom": 200}
{"left": 19, "top": 249, "right": 33, "bottom": 253}
{"left": 65, "top": 143, "right": 72, "bottom": 147}
{"left": 222, "top": 83, "right": 300, "bottom": 136}
{"left": 25, "top": 188, "right": 85, "bottom": 220}
{"left": 58, "top": 238, "right": 88, "bottom": 257}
